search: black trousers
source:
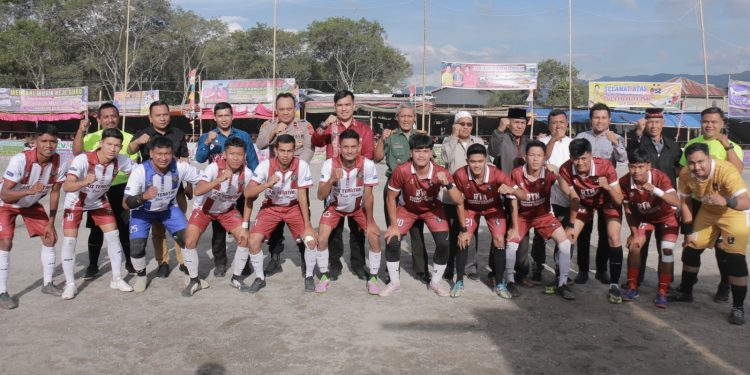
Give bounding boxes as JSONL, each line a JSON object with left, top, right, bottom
{"left": 384, "top": 178, "right": 428, "bottom": 274}
{"left": 504, "top": 200, "right": 530, "bottom": 279}
{"left": 445, "top": 203, "right": 478, "bottom": 278}
{"left": 87, "top": 183, "right": 132, "bottom": 269}
{"left": 210, "top": 196, "right": 245, "bottom": 267}
{"left": 576, "top": 207, "right": 609, "bottom": 274}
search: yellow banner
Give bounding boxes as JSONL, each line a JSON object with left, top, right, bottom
{"left": 589, "top": 81, "right": 681, "bottom": 109}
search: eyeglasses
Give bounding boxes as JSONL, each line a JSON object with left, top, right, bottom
{"left": 457, "top": 122, "right": 473, "bottom": 127}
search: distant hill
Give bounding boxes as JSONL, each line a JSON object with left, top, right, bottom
{"left": 596, "top": 71, "right": 750, "bottom": 89}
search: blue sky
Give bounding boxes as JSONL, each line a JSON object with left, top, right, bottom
{"left": 173, "top": 0, "right": 750, "bottom": 86}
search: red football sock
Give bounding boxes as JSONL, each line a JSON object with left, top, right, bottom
{"left": 658, "top": 272, "right": 671, "bottom": 295}
{"left": 627, "top": 267, "right": 639, "bottom": 290}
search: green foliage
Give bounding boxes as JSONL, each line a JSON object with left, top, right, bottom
{"left": 0, "top": 7, "right": 411, "bottom": 102}
{"left": 486, "top": 58, "right": 586, "bottom": 108}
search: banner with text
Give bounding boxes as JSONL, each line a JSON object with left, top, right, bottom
{"left": 200, "top": 78, "right": 297, "bottom": 108}
{"left": 440, "top": 62, "right": 538, "bottom": 90}
{"left": 114, "top": 90, "right": 159, "bottom": 116}
{"left": 588, "top": 81, "right": 681, "bottom": 109}
{"left": 0, "top": 87, "right": 88, "bottom": 113}
{"left": 728, "top": 79, "right": 750, "bottom": 118}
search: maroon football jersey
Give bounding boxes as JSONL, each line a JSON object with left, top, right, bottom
{"left": 510, "top": 165, "right": 556, "bottom": 219}
{"left": 453, "top": 164, "right": 513, "bottom": 212}
{"left": 388, "top": 161, "right": 453, "bottom": 214}
{"left": 559, "top": 157, "right": 618, "bottom": 208}
{"left": 619, "top": 168, "right": 676, "bottom": 222}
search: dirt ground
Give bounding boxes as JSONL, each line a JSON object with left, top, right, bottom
{"left": 0, "top": 160, "right": 748, "bottom": 375}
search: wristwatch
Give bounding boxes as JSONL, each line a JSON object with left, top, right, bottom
{"left": 444, "top": 182, "right": 455, "bottom": 190}
{"left": 724, "top": 144, "right": 733, "bottom": 151}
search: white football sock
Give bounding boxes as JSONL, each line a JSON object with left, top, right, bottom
{"left": 506, "top": 241, "right": 519, "bottom": 283}
{"left": 131, "top": 256, "right": 146, "bottom": 273}
{"left": 316, "top": 248, "right": 329, "bottom": 274}
{"left": 304, "top": 248, "right": 317, "bottom": 278}
{"left": 558, "top": 240, "right": 572, "bottom": 287}
{"left": 432, "top": 263, "right": 447, "bottom": 284}
{"left": 104, "top": 230, "right": 123, "bottom": 281}
{"left": 250, "top": 252, "right": 265, "bottom": 280}
{"left": 182, "top": 248, "right": 199, "bottom": 279}
{"left": 233, "top": 247, "right": 250, "bottom": 276}
{"left": 41, "top": 246, "right": 55, "bottom": 284}
{"left": 368, "top": 251, "right": 381, "bottom": 276}
{"left": 386, "top": 261, "right": 400, "bottom": 285}
{"left": 61, "top": 237, "right": 77, "bottom": 286}
{"left": 0, "top": 250, "right": 9, "bottom": 293}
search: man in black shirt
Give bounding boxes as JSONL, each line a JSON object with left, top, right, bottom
{"left": 128, "top": 101, "right": 190, "bottom": 277}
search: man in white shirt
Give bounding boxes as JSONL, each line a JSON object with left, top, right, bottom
{"left": 124, "top": 136, "right": 202, "bottom": 293}
{"left": 0, "top": 124, "right": 67, "bottom": 309}
{"left": 312, "top": 129, "right": 380, "bottom": 294}
{"left": 181, "top": 137, "right": 254, "bottom": 297}
{"left": 243, "top": 134, "right": 316, "bottom": 293}
{"left": 61, "top": 128, "right": 135, "bottom": 299}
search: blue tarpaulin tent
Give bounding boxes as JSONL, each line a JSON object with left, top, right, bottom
{"left": 531, "top": 108, "right": 702, "bottom": 128}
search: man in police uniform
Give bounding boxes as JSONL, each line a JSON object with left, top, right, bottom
{"left": 374, "top": 103, "right": 429, "bottom": 283}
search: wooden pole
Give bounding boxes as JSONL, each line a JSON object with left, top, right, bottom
{"left": 97, "top": 89, "right": 102, "bottom": 131}
{"left": 421, "top": 0, "right": 427, "bottom": 132}
{"left": 568, "top": 0, "right": 573, "bottom": 136}
{"left": 198, "top": 75, "right": 203, "bottom": 135}
{"left": 272, "top": 0, "right": 277, "bottom": 123}
{"left": 530, "top": 89, "right": 535, "bottom": 136}
{"left": 121, "top": 0, "right": 131, "bottom": 131}
{"left": 698, "top": 0, "right": 710, "bottom": 107}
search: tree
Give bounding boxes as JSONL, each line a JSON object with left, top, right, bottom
{"left": 204, "top": 24, "right": 312, "bottom": 84}
{"left": 486, "top": 59, "right": 587, "bottom": 108}
{"left": 61, "top": 0, "right": 173, "bottom": 100}
{"left": 305, "top": 17, "right": 410, "bottom": 92}
{"left": 535, "top": 59, "right": 586, "bottom": 107}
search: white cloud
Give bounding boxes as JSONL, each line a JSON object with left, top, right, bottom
{"left": 217, "top": 16, "right": 248, "bottom": 32}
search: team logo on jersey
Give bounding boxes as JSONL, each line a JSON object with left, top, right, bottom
{"left": 291, "top": 175, "right": 298, "bottom": 181}
{"left": 357, "top": 172, "right": 364, "bottom": 179}
{"left": 172, "top": 175, "right": 179, "bottom": 186}
{"left": 728, "top": 236, "right": 736, "bottom": 245}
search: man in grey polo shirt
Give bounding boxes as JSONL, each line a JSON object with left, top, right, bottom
{"left": 442, "top": 111, "right": 484, "bottom": 281}
{"left": 573, "top": 102, "right": 627, "bottom": 284}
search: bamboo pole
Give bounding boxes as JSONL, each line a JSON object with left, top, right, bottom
{"left": 698, "top": 0, "right": 710, "bottom": 107}
{"left": 421, "top": 0, "right": 427, "bottom": 132}
{"left": 97, "top": 89, "right": 102, "bottom": 131}
{"left": 272, "top": 0, "right": 277, "bottom": 123}
{"left": 121, "top": 0, "right": 131, "bottom": 131}
{"left": 568, "top": 0, "right": 573, "bottom": 136}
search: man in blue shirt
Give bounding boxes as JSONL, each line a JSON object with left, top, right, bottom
{"left": 195, "top": 102, "right": 259, "bottom": 276}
